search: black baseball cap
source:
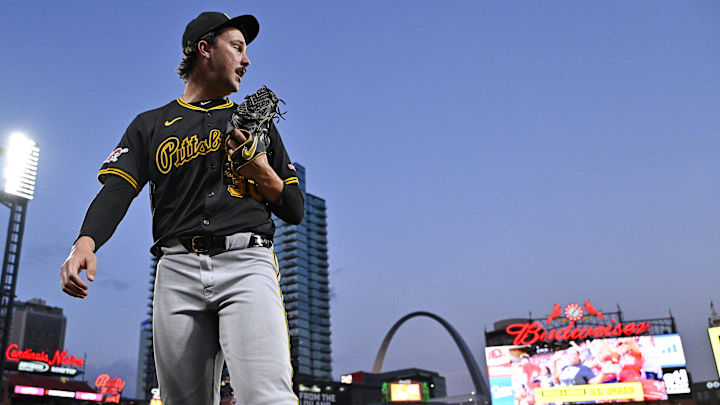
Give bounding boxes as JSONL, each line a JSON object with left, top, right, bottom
{"left": 182, "top": 12, "right": 259, "bottom": 53}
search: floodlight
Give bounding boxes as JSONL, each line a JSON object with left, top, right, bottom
{"left": 4, "top": 132, "right": 39, "bottom": 200}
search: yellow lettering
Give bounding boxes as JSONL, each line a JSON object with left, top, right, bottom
{"left": 177, "top": 137, "right": 192, "bottom": 166}
{"left": 198, "top": 137, "right": 209, "bottom": 154}
{"left": 156, "top": 137, "right": 179, "bottom": 174}
{"left": 210, "top": 129, "right": 222, "bottom": 150}
{"left": 155, "top": 130, "right": 224, "bottom": 174}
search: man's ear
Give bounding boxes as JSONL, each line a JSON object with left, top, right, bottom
{"left": 197, "top": 40, "right": 212, "bottom": 58}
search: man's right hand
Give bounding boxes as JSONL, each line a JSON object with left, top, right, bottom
{"left": 60, "top": 236, "right": 97, "bottom": 299}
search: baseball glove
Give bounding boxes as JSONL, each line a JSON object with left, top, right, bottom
{"left": 224, "top": 86, "right": 283, "bottom": 176}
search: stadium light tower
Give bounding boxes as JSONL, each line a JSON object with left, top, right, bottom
{"left": 0, "top": 132, "right": 39, "bottom": 394}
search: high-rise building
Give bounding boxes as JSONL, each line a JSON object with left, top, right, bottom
{"left": 273, "top": 163, "right": 332, "bottom": 380}
{"left": 138, "top": 259, "right": 159, "bottom": 401}
{"left": 9, "top": 298, "right": 66, "bottom": 353}
{"left": 136, "top": 319, "right": 153, "bottom": 399}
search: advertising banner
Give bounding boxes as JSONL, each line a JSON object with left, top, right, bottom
{"left": 654, "top": 334, "right": 686, "bottom": 368}
{"left": 95, "top": 374, "right": 126, "bottom": 403}
{"left": 4, "top": 343, "right": 83, "bottom": 377}
{"left": 13, "top": 386, "right": 102, "bottom": 401}
{"left": 534, "top": 382, "right": 643, "bottom": 404}
{"left": 488, "top": 376, "right": 515, "bottom": 405}
{"left": 662, "top": 368, "right": 690, "bottom": 395}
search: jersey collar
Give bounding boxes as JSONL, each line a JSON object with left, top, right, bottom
{"left": 176, "top": 97, "right": 234, "bottom": 112}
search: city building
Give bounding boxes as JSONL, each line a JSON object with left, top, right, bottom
{"left": 137, "top": 259, "right": 158, "bottom": 401}
{"left": 273, "top": 162, "right": 332, "bottom": 380}
{"left": 340, "top": 368, "right": 447, "bottom": 400}
{"left": 2, "top": 299, "right": 101, "bottom": 404}
{"left": 135, "top": 319, "right": 153, "bottom": 399}
{"left": 9, "top": 298, "right": 66, "bottom": 354}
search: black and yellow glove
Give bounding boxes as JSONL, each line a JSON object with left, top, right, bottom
{"left": 225, "top": 86, "right": 283, "bottom": 175}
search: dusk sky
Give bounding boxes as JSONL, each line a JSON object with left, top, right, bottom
{"left": 0, "top": 1, "right": 719, "bottom": 398}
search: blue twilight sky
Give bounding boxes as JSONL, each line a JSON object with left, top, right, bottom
{"left": 1, "top": 0, "right": 719, "bottom": 398}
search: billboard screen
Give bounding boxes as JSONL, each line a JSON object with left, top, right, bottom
{"left": 486, "top": 334, "right": 687, "bottom": 404}
{"left": 709, "top": 326, "right": 720, "bottom": 379}
{"left": 389, "top": 382, "right": 422, "bottom": 402}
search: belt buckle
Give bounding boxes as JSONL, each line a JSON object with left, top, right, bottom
{"left": 249, "top": 234, "right": 270, "bottom": 249}
{"left": 249, "top": 235, "right": 273, "bottom": 249}
{"left": 191, "top": 236, "right": 209, "bottom": 254}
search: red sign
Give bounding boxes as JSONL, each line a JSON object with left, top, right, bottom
{"left": 5, "top": 344, "right": 84, "bottom": 367}
{"left": 505, "top": 301, "right": 652, "bottom": 345}
{"left": 94, "top": 374, "right": 126, "bottom": 403}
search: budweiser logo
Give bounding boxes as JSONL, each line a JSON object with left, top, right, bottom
{"left": 504, "top": 301, "right": 653, "bottom": 345}
{"left": 506, "top": 319, "right": 652, "bottom": 345}
{"left": 5, "top": 344, "right": 84, "bottom": 367}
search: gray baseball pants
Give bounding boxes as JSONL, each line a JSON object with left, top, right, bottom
{"left": 153, "top": 232, "right": 297, "bottom": 405}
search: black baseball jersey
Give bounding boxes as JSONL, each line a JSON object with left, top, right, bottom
{"left": 98, "top": 97, "right": 299, "bottom": 254}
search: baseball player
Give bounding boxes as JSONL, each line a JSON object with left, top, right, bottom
{"left": 60, "top": 11, "right": 303, "bottom": 405}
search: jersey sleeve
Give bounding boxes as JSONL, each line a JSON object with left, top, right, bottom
{"left": 78, "top": 175, "right": 136, "bottom": 251}
{"left": 98, "top": 115, "right": 150, "bottom": 194}
{"left": 267, "top": 121, "right": 299, "bottom": 186}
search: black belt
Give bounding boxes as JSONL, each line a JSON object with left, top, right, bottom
{"left": 178, "top": 234, "right": 273, "bottom": 256}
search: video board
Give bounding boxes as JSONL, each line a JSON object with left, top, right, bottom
{"left": 389, "top": 382, "right": 423, "bottom": 402}
{"left": 486, "top": 334, "right": 688, "bottom": 404}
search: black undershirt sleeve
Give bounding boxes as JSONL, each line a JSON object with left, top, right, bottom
{"left": 77, "top": 175, "right": 137, "bottom": 251}
{"left": 269, "top": 183, "right": 304, "bottom": 225}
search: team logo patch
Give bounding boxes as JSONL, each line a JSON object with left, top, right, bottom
{"left": 104, "top": 148, "right": 129, "bottom": 164}
{"left": 288, "top": 163, "right": 296, "bottom": 171}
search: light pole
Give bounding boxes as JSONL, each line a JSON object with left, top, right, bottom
{"left": 0, "top": 132, "right": 39, "bottom": 397}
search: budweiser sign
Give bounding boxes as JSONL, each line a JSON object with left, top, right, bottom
{"left": 5, "top": 344, "right": 84, "bottom": 367}
{"left": 505, "top": 300, "right": 653, "bottom": 345}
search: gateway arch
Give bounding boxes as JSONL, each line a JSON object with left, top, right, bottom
{"left": 372, "top": 311, "right": 489, "bottom": 397}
